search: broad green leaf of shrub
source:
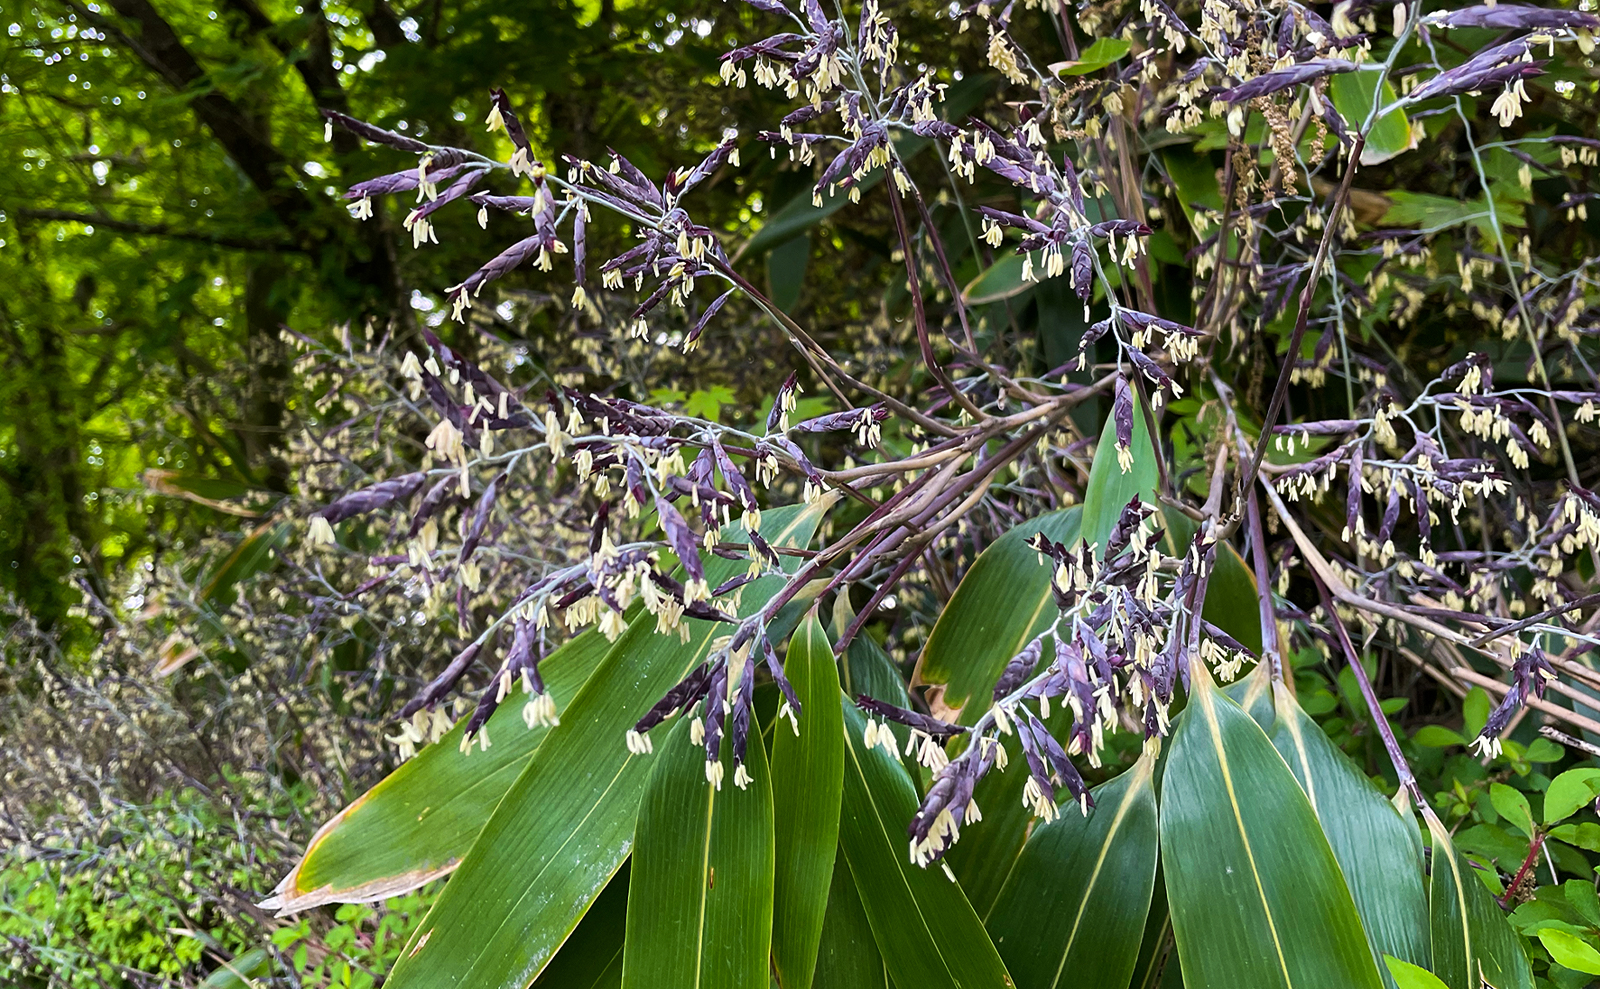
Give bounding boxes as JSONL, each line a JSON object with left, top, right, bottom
{"left": 382, "top": 503, "right": 827, "bottom": 989}
{"left": 1537, "top": 930, "right": 1600, "bottom": 977}
{"left": 1382, "top": 956, "right": 1450, "bottom": 989}
{"left": 771, "top": 616, "right": 845, "bottom": 989}
{"left": 837, "top": 698, "right": 1013, "bottom": 989}
{"left": 1161, "top": 663, "right": 1385, "bottom": 989}
{"left": 985, "top": 753, "right": 1159, "bottom": 989}
{"left": 622, "top": 715, "right": 774, "bottom": 989}
{"left": 1545, "top": 769, "right": 1600, "bottom": 825}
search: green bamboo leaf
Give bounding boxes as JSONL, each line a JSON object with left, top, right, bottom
{"left": 1427, "top": 817, "right": 1533, "bottom": 989}
{"left": 915, "top": 507, "right": 1083, "bottom": 721}
{"left": 838, "top": 698, "right": 1014, "bottom": 989}
{"left": 533, "top": 865, "right": 629, "bottom": 989}
{"left": 1130, "top": 874, "right": 1182, "bottom": 989}
{"left": 962, "top": 253, "right": 1033, "bottom": 305}
{"left": 814, "top": 851, "right": 888, "bottom": 989}
{"left": 1161, "top": 664, "right": 1385, "bottom": 989}
{"left": 771, "top": 617, "right": 845, "bottom": 989}
{"left": 985, "top": 753, "right": 1159, "bottom": 989}
{"left": 1082, "top": 394, "right": 1159, "bottom": 557}
{"left": 197, "top": 948, "right": 272, "bottom": 989}
{"left": 261, "top": 629, "right": 614, "bottom": 913}
{"left": 384, "top": 503, "right": 829, "bottom": 989}
{"left": 622, "top": 714, "right": 775, "bottom": 989}
{"left": 1267, "top": 682, "right": 1431, "bottom": 987}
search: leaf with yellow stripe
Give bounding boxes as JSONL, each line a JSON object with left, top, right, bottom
{"left": 262, "top": 628, "right": 613, "bottom": 913}
{"left": 1426, "top": 817, "right": 1532, "bottom": 989}
{"left": 985, "top": 752, "right": 1159, "bottom": 989}
{"left": 1160, "top": 663, "right": 1384, "bottom": 989}
{"left": 771, "top": 617, "right": 845, "bottom": 989}
{"left": 913, "top": 507, "right": 1082, "bottom": 721}
{"left": 1267, "top": 681, "right": 1431, "bottom": 988}
{"left": 622, "top": 714, "right": 775, "bottom": 989}
{"left": 838, "top": 698, "right": 1013, "bottom": 989}
{"left": 383, "top": 502, "right": 829, "bottom": 989}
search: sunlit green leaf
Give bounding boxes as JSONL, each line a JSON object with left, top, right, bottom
{"left": 1544, "top": 768, "right": 1600, "bottom": 825}
{"left": 383, "top": 503, "right": 828, "bottom": 989}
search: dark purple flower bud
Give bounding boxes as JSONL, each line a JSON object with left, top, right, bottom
{"left": 316, "top": 472, "right": 427, "bottom": 525}
{"left": 730, "top": 654, "right": 757, "bottom": 770}
{"left": 1113, "top": 374, "right": 1134, "bottom": 457}
{"left": 1346, "top": 445, "right": 1364, "bottom": 538}
{"left": 1127, "top": 348, "right": 1174, "bottom": 393}
{"left": 1070, "top": 240, "right": 1093, "bottom": 302}
{"left": 406, "top": 476, "right": 458, "bottom": 540}
{"left": 346, "top": 169, "right": 422, "bottom": 199}
{"left": 747, "top": 528, "right": 783, "bottom": 569}
{"left": 1218, "top": 59, "right": 1356, "bottom": 103}
{"left": 762, "top": 636, "right": 802, "bottom": 721}
{"left": 855, "top": 696, "right": 969, "bottom": 739}
{"left": 792, "top": 403, "right": 890, "bottom": 438}
{"left": 655, "top": 492, "right": 706, "bottom": 589}
{"left": 1105, "top": 495, "right": 1156, "bottom": 560}
{"left": 488, "top": 88, "right": 534, "bottom": 159}
{"left": 1427, "top": 4, "right": 1599, "bottom": 31}
{"left": 459, "top": 472, "right": 504, "bottom": 564}
{"left": 322, "top": 109, "right": 428, "bottom": 153}
{"left": 713, "top": 437, "right": 759, "bottom": 512}
{"left": 686, "top": 288, "right": 737, "bottom": 350}
{"left": 769, "top": 371, "right": 800, "bottom": 433}
{"left": 632, "top": 662, "right": 713, "bottom": 736}
{"left": 703, "top": 662, "right": 729, "bottom": 765}
{"left": 400, "top": 640, "right": 483, "bottom": 718}
{"left": 1474, "top": 649, "right": 1556, "bottom": 756}
{"left": 1088, "top": 220, "right": 1153, "bottom": 238}
{"left": 993, "top": 637, "right": 1045, "bottom": 702}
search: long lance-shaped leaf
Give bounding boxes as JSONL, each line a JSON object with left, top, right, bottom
{"left": 813, "top": 850, "right": 888, "bottom": 989}
{"left": 1427, "top": 817, "right": 1533, "bottom": 989}
{"left": 913, "top": 507, "right": 1083, "bottom": 721}
{"left": 262, "top": 628, "right": 613, "bottom": 912}
{"left": 384, "top": 502, "right": 829, "bottom": 989}
{"left": 838, "top": 698, "right": 1014, "bottom": 989}
{"left": 771, "top": 616, "right": 845, "bottom": 989}
{"left": 1160, "top": 663, "right": 1385, "bottom": 989}
{"left": 622, "top": 714, "right": 775, "bottom": 989}
{"left": 945, "top": 702, "right": 1075, "bottom": 917}
{"left": 532, "top": 865, "right": 629, "bottom": 989}
{"left": 1267, "top": 681, "right": 1431, "bottom": 989}
{"left": 1129, "top": 870, "right": 1180, "bottom": 989}
{"left": 985, "top": 752, "right": 1160, "bottom": 989}
{"left": 1082, "top": 391, "right": 1159, "bottom": 557}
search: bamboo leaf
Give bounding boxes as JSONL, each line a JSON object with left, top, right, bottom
{"left": 1427, "top": 817, "right": 1534, "bottom": 989}
{"left": 622, "top": 715, "right": 775, "bottom": 989}
{"left": 1160, "top": 664, "right": 1385, "bottom": 989}
{"left": 771, "top": 617, "right": 845, "bottom": 989}
{"left": 985, "top": 753, "right": 1160, "bottom": 989}
{"left": 814, "top": 850, "right": 889, "bottom": 989}
{"left": 1267, "top": 682, "right": 1431, "bottom": 987}
{"left": 1082, "top": 393, "right": 1159, "bottom": 557}
{"left": 838, "top": 698, "right": 1014, "bottom": 989}
{"left": 914, "top": 507, "right": 1083, "bottom": 721}
{"left": 262, "top": 630, "right": 612, "bottom": 913}
{"left": 533, "top": 865, "right": 629, "bottom": 989}
{"left": 383, "top": 503, "right": 829, "bottom": 989}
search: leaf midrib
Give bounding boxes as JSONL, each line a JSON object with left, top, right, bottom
{"left": 1048, "top": 758, "right": 1151, "bottom": 989}
{"left": 843, "top": 728, "right": 963, "bottom": 985}
{"left": 1200, "top": 683, "right": 1295, "bottom": 989}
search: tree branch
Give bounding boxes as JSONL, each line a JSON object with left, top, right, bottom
{"left": 14, "top": 208, "right": 303, "bottom": 252}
